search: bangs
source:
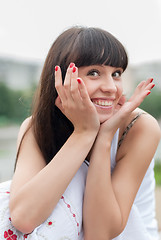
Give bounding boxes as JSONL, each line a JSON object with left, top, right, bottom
{"left": 67, "top": 28, "right": 128, "bottom": 71}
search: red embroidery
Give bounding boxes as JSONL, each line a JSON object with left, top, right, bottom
{"left": 48, "top": 221, "right": 52, "bottom": 226}
{"left": 0, "top": 191, "right": 10, "bottom": 194}
{"left": 61, "top": 195, "right": 80, "bottom": 236}
{"left": 4, "top": 229, "right": 17, "bottom": 239}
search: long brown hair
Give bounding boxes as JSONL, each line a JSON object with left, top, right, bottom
{"left": 16, "top": 26, "right": 128, "bottom": 166}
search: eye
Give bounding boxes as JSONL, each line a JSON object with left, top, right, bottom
{"left": 87, "top": 69, "right": 100, "bottom": 77}
{"left": 112, "top": 70, "right": 122, "bottom": 78}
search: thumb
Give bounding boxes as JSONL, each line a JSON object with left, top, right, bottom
{"left": 55, "top": 95, "right": 64, "bottom": 113}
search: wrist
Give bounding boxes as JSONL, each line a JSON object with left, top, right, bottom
{"left": 72, "top": 130, "right": 97, "bottom": 150}
{"left": 73, "top": 128, "right": 98, "bottom": 139}
{"left": 97, "top": 129, "right": 113, "bottom": 145}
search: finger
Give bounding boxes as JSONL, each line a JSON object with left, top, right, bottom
{"left": 63, "top": 63, "right": 75, "bottom": 87}
{"left": 63, "top": 63, "right": 75, "bottom": 100}
{"left": 144, "top": 78, "right": 153, "bottom": 87}
{"left": 145, "top": 81, "right": 155, "bottom": 91}
{"left": 130, "top": 79, "right": 152, "bottom": 101}
{"left": 139, "top": 78, "right": 154, "bottom": 90}
{"left": 128, "top": 89, "right": 151, "bottom": 112}
{"left": 70, "top": 67, "right": 82, "bottom": 103}
{"left": 55, "top": 95, "right": 64, "bottom": 113}
{"left": 138, "top": 79, "right": 155, "bottom": 92}
{"left": 77, "top": 78, "right": 92, "bottom": 105}
{"left": 55, "top": 95, "right": 61, "bottom": 107}
{"left": 137, "top": 81, "right": 146, "bottom": 89}
{"left": 119, "top": 79, "right": 154, "bottom": 117}
{"left": 55, "top": 65, "right": 66, "bottom": 102}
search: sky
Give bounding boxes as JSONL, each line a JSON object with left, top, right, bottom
{"left": 0, "top": 0, "right": 161, "bottom": 65}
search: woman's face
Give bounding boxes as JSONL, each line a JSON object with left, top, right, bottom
{"left": 78, "top": 65, "right": 123, "bottom": 123}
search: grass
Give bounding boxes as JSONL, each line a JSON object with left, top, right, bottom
{"left": 0, "top": 116, "right": 12, "bottom": 127}
{"left": 154, "top": 161, "right": 161, "bottom": 186}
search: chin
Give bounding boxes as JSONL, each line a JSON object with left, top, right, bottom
{"left": 95, "top": 105, "right": 116, "bottom": 124}
{"left": 99, "top": 113, "right": 113, "bottom": 123}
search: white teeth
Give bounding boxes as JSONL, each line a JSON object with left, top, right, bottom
{"left": 93, "top": 100, "right": 113, "bottom": 106}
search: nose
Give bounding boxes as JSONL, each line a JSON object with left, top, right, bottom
{"left": 100, "top": 75, "right": 117, "bottom": 93}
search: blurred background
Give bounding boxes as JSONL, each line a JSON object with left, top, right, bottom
{"left": 0, "top": 0, "right": 161, "bottom": 232}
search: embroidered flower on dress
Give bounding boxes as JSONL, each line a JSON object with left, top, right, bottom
{"left": 48, "top": 221, "right": 52, "bottom": 225}
{"left": 46, "top": 220, "right": 55, "bottom": 228}
{"left": 61, "top": 195, "right": 80, "bottom": 236}
{"left": 4, "top": 229, "right": 17, "bottom": 240}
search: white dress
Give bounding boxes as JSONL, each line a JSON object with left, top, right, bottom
{"left": 0, "top": 129, "right": 159, "bottom": 240}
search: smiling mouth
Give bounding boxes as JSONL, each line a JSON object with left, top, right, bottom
{"left": 92, "top": 99, "right": 113, "bottom": 107}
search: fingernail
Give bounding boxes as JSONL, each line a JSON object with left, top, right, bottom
{"left": 147, "top": 91, "right": 151, "bottom": 96}
{"left": 151, "top": 84, "right": 155, "bottom": 89}
{"left": 55, "top": 66, "right": 59, "bottom": 71}
{"left": 150, "top": 78, "right": 153, "bottom": 83}
{"left": 72, "top": 67, "right": 76, "bottom": 73}
{"left": 77, "top": 78, "right": 81, "bottom": 84}
{"left": 69, "top": 63, "right": 75, "bottom": 68}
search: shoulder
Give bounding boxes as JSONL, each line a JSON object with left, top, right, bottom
{"left": 117, "top": 108, "right": 161, "bottom": 161}
{"left": 120, "top": 108, "right": 161, "bottom": 140}
{"left": 134, "top": 109, "right": 160, "bottom": 138}
{"left": 17, "top": 116, "right": 33, "bottom": 149}
{"left": 15, "top": 116, "right": 46, "bottom": 167}
{"left": 20, "top": 116, "right": 32, "bottom": 130}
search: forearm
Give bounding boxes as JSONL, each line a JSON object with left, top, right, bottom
{"left": 83, "top": 138, "right": 122, "bottom": 240}
{"left": 10, "top": 131, "right": 97, "bottom": 233}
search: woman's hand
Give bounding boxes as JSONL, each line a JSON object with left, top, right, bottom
{"left": 55, "top": 63, "right": 100, "bottom": 135}
{"left": 98, "top": 78, "right": 155, "bottom": 139}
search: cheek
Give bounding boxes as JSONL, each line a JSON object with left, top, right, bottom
{"left": 117, "top": 83, "right": 123, "bottom": 97}
{"left": 83, "top": 81, "right": 95, "bottom": 97}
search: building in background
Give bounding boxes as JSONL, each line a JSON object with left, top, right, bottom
{"left": 0, "top": 57, "right": 42, "bottom": 90}
{"left": 1, "top": 57, "right": 161, "bottom": 93}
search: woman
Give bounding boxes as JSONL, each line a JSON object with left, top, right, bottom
{"left": 0, "top": 26, "right": 160, "bottom": 240}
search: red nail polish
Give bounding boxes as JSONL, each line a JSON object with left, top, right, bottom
{"left": 150, "top": 78, "right": 153, "bottom": 83}
{"left": 147, "top": 91, "right": 151, "bottom": 96}
{"left": 77, "top": 78, "right": 81, "bottom": 84}
{"left": 55, "top": 66, "right": 59, "bottom": 71}
{"left": 151, "top": 84, "right": 155, "bottom": 89}
{"left": 69, "top": 63, "right": 74, "bottom": 68}
{"left": 72, "top": 67, "right": 76, "bottom": 73}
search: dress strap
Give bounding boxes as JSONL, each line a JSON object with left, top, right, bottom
{"left": 118, "top": 112, "right": 145, "bottom": 149}
{"left": 84, "top": 159, "right": 89, "bottom": 167}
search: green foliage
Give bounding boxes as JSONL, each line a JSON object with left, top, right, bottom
{"left": 140, "top": 89, "right": 161, "bottom": 119}
{"left": 0, "top": 82, "right": 35, "bottom": 125}
{"left": 154, "top": 162, "right": 161, "bottom": 186}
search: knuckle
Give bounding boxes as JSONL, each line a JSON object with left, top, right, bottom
{"left": 70, "top": 104, "right": 75, "bottom": 110}
{"left": 79, "top": 105, "right": 85, "bottom": 111}
{"left": 64, "top": 83, "right": 70, "bottom": 89}
{"left": 66, "top": 67, "right": 72, "bottom": 74}
{"left": 71, "top": 87, "right": 77, "bottom": 94}
{"left": 62, "top": 102, "right": 67, "bottom": 109}
{"left": 55, "top": 82, "right": 61, "bottom": 89}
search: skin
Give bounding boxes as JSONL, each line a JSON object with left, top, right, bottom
{"left": 9, "top": 63, "right": 161, "bottom": 239}
{"left": 78, "top": 65, "right": 123, "bottom": 123}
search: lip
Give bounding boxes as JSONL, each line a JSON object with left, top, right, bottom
{"left": 92, "top": 98, "right": 115, "bottom": 109}
{"left": 92, "top": 98, "right": 115, "bottom": 101}
{"left": 93, "top": 103, "right": 113, "bottom": 109}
